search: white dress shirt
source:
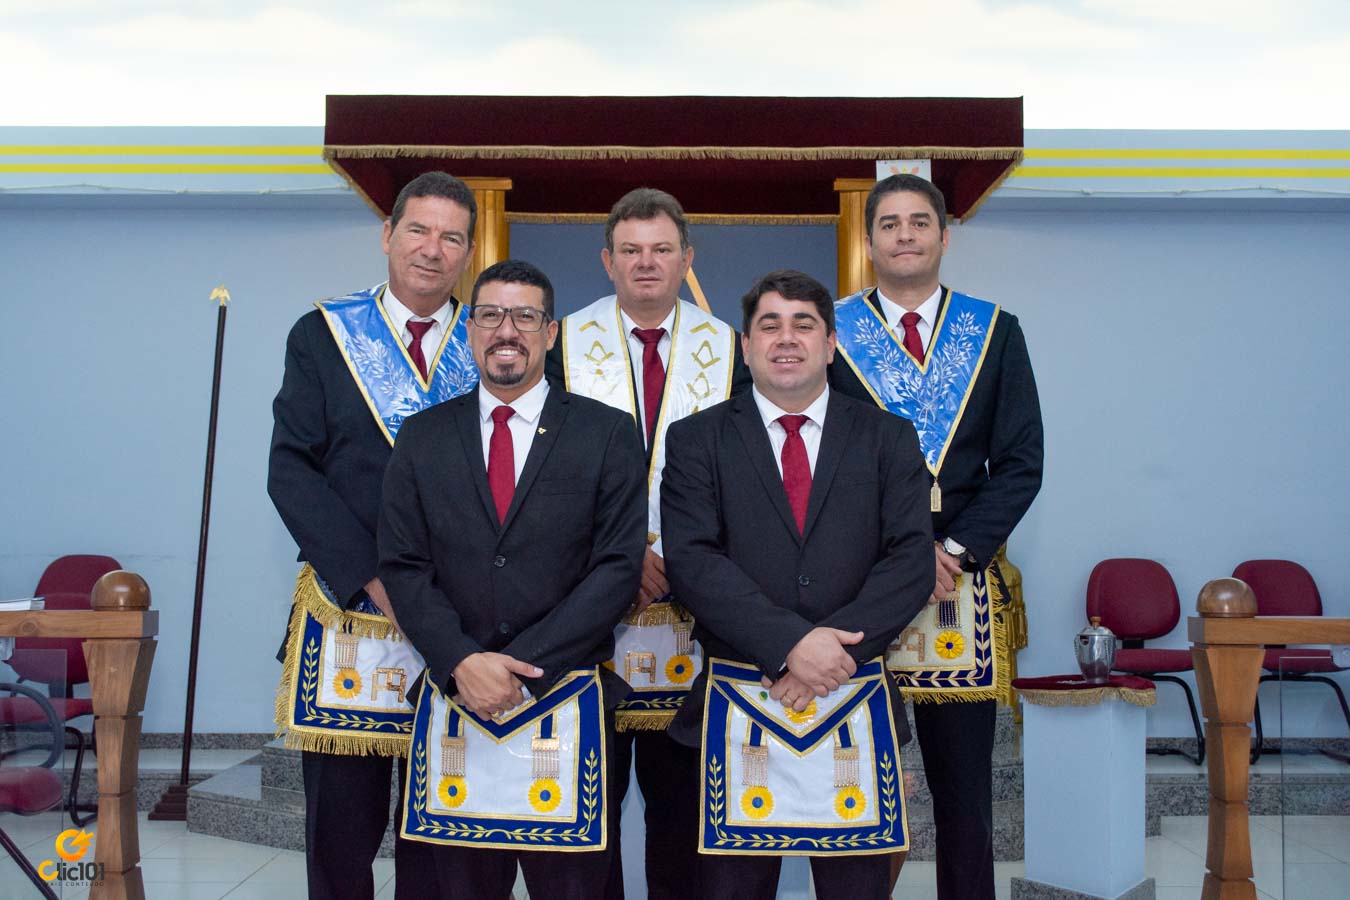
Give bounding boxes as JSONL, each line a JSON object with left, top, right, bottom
{"left": 876, "top": 285, "right": 942, "bottom": 355}
{"left": 620, "top": 305, "right": 676, "bottom": 442}
{"left": 478, "top": 378, "right": 550, "bottom": 484}
{"left": 383, "top": 286, "right": 452, "bottom": 367}
{"left": 752, "top": 385, "right": 830, "bottom": 477}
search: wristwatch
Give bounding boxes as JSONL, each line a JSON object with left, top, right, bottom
{"left": 941, "top": 537, "right": 978, "bottom": 572}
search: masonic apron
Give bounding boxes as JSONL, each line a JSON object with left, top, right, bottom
{"left": 561, "top": 296, "right": 735, "bottom": 730}
{"left": 275, "top": 284, "right": 479, "bottom": 756}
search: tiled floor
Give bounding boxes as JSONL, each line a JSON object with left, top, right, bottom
{"left": 3, "top": 811, "right": 1348, "bottom": 899}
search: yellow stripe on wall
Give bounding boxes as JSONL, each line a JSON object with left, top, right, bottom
{"left": 1025, "top": 148, "right": 1350, "bottom": 161}
{"left": 1012, "top": 166, "right": 1350, "bottom": 179}
{"left": 0, "top": 145, "right": 323, "bottom": 157}
{"left": 0, "top": 163, "right": 332, "bottom": 174}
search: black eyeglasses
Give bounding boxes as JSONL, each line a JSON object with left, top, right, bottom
{"left": 469, "top": 305, "right": 550, "bottom": 332}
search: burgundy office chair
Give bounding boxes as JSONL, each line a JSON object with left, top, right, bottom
{"left": 1234, "top": 559, "right": 1349, "bottom": 764}
{"left": 0, "top": 682, "right": 65, "bottom": 900}
{"left": 7, "top": 554, "right": 122, "bottom": 825}
{"left": 1087, "top": 558, "right": 1205, "bottom": 764}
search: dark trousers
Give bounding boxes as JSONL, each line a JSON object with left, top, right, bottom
{"left": 604, "top": 729, "right": 702, "bottom": 900}
{"left": 698, "top": 850, "right": 891, "bottom": 900}
{"left": 302, "top": 750, "right": 436, "bottom": 900}
{"left": 913, "top": 698, "right": 997, "bottom": 900}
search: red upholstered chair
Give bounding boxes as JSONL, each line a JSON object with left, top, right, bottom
{"left": 1086, "top": 558, "right": 1205, "bottom": 764}
{"left": 7, "top": 554, "right": 121, "bottom": 826}
{"left": 1234, "top": 559, "right": 1350, "bottom": 763}
{"left": 0, "top": 682, "right": 65, "bottom": 900}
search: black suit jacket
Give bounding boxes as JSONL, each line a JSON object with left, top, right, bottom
{"left": 830, "top": 288, "right": 1044, "bottom": 567}
{"left": 377, "top": 385, "right": 647, "bottom": 702}
{"left": 660, "top": 390, "right": 935, "bottom": 747}
{"left": 269, "top": 305, "right": 429, "bottom": 606}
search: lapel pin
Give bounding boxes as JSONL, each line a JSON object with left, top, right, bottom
{"left": 537, "top": 427, "right": 547, "bottom": 435}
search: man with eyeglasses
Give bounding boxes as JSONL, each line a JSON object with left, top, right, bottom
{"left": 380, "top": 259, "right": 648, "bottom": 898}
{"left": 546, "top": 187, "right": 751, "bottom": 899}
{"left": 269, "top": 171, "right": 478, "bottom": 899}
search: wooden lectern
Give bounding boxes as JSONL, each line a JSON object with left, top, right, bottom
{"left": 0, "top": 570, "right": 158, "bottom": 900}
{"left": 1189, "top": 578, "right": 1350, "bottom": 900}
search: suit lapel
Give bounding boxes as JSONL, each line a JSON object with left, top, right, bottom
{"left": 453, "top": 388, "right": 499, "bottom": 529}
{"left": 801, "top": 397, "right": 852, "bottom": 541}
{"left": 499, "top": 388, "right": 567, "bottom": 534}
{"left": 728, "top": 393, "right": 802, "bottom": 545}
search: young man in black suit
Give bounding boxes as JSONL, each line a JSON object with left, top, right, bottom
{"left": 378, "top": 260, "right": 648, "bottom": 899}
{"left": 268, "top": 172, "right": 479, "bottom": 900}
{"left": 661, "top": 270, "right": 935, "bottom": 900}
{"left": 830, "top": 174, "right": 1044, "bottom": 900}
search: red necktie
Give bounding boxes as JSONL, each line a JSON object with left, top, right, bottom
{"left": 406, "top": 319, "right": 435, "bottom": 380}
{"left": 488, "top": 406, "right": 516, "bottom": 523}
{"left": 778, "top": 414, "right": 811, "bottom": 535}
{"left": 631, "top": 328, "right": 667, "bottom": 444}
{"left": 899, "top": 311, "right": 925, "bottom": 363}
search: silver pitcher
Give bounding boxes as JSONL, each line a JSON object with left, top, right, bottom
{"left": 1075, "top": 616, "right": 1116, "bottom": 684}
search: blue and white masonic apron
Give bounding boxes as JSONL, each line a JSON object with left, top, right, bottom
{"left": 401, "top": 669, "right": 608, "bottom": 851}
{"left": 834, "top": 288, "right": 1009, "bottom": 704}
{"left": 561, "top": 296, "right": 735, "bottom": 730}
{"left": 699, "top": 658, "right": 908, "bottom": 856}
{"left": 275, "top": 284, "right": 479, "bottom": 756}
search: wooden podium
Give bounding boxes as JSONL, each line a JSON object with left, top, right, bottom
{"left": 1189, "top": 578, "right": 1350, "bottom": 900}
{"left": 0, "top": 571, "right": 158, "bottom": 900}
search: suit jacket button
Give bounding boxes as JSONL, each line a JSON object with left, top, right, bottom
{"left": 493, "top": 555, "right": 506, "bottom": 568}
{"left": 498, "top": 622, "right": 511, "bottom": 634}
{"left": 798, "top": 574, "right": 810, "bottom": 586}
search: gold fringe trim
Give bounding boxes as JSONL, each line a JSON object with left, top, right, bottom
{"left": 621, "top": 601, "right": 694, "bottom": 627}
{"left": 324, "top": 145, "right": 1023, "bottom": 163}
{"left": 615, "top": 710, "right": 677, "bottom": 732}
{"left": 507, "top": 212, "right": 839, "bottom": 226}
{"left": 293, "top": 564, "right": 400, "bottom": 640}
{"left": 272, "top": 566, "right": 410, "bottom": 758}
{"left": 901, "top": 567, "right": 1012, "bottom": 707}
{"left": 1017, "top": 686, "right": 1157, "bottom": 709}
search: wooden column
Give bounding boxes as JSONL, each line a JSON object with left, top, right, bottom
{"left": 0, "top": 573, "right": 158, "bottom": 900}
{"left": 1189, "top": 582, "right": 1350, "bottom": 900}
{"left": 453, "top": 177, "right": 513, "bottom": 303}
{"left": 834, "top": 178, "right": 876, "bottom": 299}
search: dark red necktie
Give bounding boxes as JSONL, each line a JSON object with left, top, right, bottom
{"left": 899, "top": 311, "right": 925, "bottom": 363}
{"left": 487, "top": 406, "right": 516, "bottom": 523}
{"left": 778, "top": 414, "right": 811, "bottom": 535}
{"left": 631, "top": 328, "right": 667, "bottom": 444}
{"left": 406, "top": 319, "right": 435, "bottom": 380}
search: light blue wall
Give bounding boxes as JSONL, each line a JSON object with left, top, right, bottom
{"left": 1, "top": 193, "right": 1346, "bottom": 738}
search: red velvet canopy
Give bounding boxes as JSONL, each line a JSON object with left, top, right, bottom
{"left": 323, "top": 95, "right": 1023, "bottom": 220}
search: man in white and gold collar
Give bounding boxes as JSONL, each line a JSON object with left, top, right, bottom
{"left": 546, "top": 187, "right": 750, "bottom": 899}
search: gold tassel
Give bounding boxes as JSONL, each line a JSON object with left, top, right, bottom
{"left": 334, "top": 630, "right": 360, "bottom": 669}
{"left": 442, "top": 713, "right": 465, "bottom": 777}
{"left": 532, "top": 717, "right": 560, "bottom": 780}
{"left": 673, "top": 622, "right": 694, "bottom": 657}
{"left": 833, "top": 730, "right": 860, "bottom": 789}
{"left": 742, "top": 723, "right": 768, "bottom": 787}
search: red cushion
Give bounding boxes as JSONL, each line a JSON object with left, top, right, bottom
{"left": 0, "top": 768, "right": 63, "bottom": 815}
{"left": 1114, "top": 648, "right": 1194, "bottom": 674}
{"left": 1086, "top": 559, "right": 1181, "bottom": 640}
{"left": 34, "top": 555, "right": 121, "bottom": 596}
{"left": 0, "top": 696, "right": 92, "bottom": 725}
{"left": 1263, "top": 649, "right": 1346, "bottom": 674}
{"left": 1232, "top": 560, "right": 1322, "bottom": 617}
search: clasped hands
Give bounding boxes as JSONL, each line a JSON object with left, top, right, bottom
{"left": 451, "top": 652, "right": 543, "bottom": 719}
{"left": 761, "top": 627, "right": 864, "bottom": 713}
